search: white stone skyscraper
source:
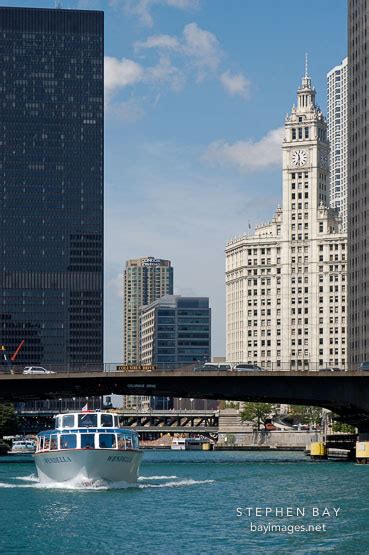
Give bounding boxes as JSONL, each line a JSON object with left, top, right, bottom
{"left": 226, "top": 67, "right": 347, "bottom": 370}
{"left": 327, "top": 57, "right": 348, "bottom": 231}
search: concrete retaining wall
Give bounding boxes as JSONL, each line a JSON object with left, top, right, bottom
{"left": 218, "top": 431, "right": 320, "bottom": 448}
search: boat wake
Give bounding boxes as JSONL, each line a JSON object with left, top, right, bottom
{"left": 138, "top": 475, "right": 177, "bottom": 481}
{"left": 0, "top": 473, "right": 215, "bottom": 491}
{"left": 139, "top": 478, "right": 215, "bottom": 488}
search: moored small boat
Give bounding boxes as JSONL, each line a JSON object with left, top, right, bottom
{"left": 171, "top": 437, "right": 214, "bottom": 451}
{"left": 34, "top": 411, "right": 143, "bottom": 485}
{"left": 10, "top": 438, "right": 36, "bottom": 454}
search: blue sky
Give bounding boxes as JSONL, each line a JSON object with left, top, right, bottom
{"left": 5, "top": 0, "right": 347, "bottom": 361}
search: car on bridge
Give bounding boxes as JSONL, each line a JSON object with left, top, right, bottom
{"left": 359, "top": 361, "right": 369, "bottom": 371}
{"left": 232, "top": 363, "right": 265, "bottom": 372}
{"left": 23, "top": 366, "right": 55, "bottom": 375}
{"left": 193, "top": 363, "right": 232, "bottom": 371}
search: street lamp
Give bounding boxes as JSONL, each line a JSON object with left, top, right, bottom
{"left": 178, "top": 398, "right": 182, "bottom": 411}
{"left": 190, "top": 398, "right": 194, "bottom": 411}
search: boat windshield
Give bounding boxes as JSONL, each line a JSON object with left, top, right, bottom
{"left": 99, "top": 434, "right": 116, "bottom": 448}
{"left": 78, "top": 414, "right": 98, "bottom": 428}
{"left": 81, "top": 434, "right": 95, "bottom": 449}
{"left": 100, "top": 414, "right": 113, "bottom": 427}
{"left": 62, "top": 414, "right": 75, "bottom": 428}
{"left": 60, "top": 434, "right": 77, "bottom": 449}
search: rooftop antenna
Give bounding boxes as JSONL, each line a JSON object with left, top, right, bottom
{"left": 54, "top": 1, "right": 62, "bottom": 8}
{"left": 305, "top": 52, "right": 309, "bottom": 78}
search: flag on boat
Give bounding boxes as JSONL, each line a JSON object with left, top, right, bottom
{"left": 81, "top": 403, "right": 88, "bottom": 411}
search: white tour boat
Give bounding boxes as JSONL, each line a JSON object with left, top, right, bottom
{"left": 34, "top": 411, "right": 143, "bottom": 485}
{"left": 10, "top": 438, "right": 36, "bottom": 454}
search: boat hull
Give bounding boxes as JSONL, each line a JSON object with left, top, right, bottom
{"left": 34, "top": 449, "right": 143, "bottom": 484}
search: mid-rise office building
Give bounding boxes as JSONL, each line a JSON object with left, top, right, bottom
{"left": 0, "top": 7, "right": 104, "bottom": 366}
{"left": 140, "top": 294, "right": 211, "bottom": 409}
{"left": 348, "top": 0, "right": 369, "bottom": 366}
{"left": 327, "top": 57, "right": 348, "bottom": 231}
{"left": 140, "top": 295, "right": 211, "bottom": 365}
{"left": 226, "top": 69, "right": 347, "bottom": 370}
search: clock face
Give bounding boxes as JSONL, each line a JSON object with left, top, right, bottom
{"left": 291, "top": 150, "right": 307, "bottom": 167}
{"left": 320, "top": 151, "right": 328, "bottom": 167}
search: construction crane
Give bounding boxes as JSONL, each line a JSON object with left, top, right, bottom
{"left": 0, "top": 340, "right": 25, "bottom": 373}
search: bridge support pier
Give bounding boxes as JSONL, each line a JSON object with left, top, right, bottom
{"left": 310, "top": 441, "right": 327, "bottom": 460}
{"left": 356, "top": 433, "right": 369, "bottom": 464}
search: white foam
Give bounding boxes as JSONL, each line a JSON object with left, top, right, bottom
{"left": 15, "top": 473, "right": 39, "bottom": 482}
{"left": 139, "top": 479, "right": 215, "bottom": 489}
{"left": 138, "top": 475, "right": 177, "bottom": 481}
{"left": 1, "top": 474, "right": 214, "bottom": 491}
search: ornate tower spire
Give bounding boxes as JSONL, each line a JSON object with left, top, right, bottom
{"left": 297, "top": 53, "right": 316, "bottom": 111}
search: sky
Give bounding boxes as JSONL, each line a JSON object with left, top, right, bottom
{"left": 3, "top": 0, "right": 347, "bottom": 361}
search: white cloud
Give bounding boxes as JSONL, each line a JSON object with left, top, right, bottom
{"left": 135, "top": 22, "right": 221, "bottom": 81}
{"left": 105, "top": 23, "right": 250, "bottom": 120}
{"left": 135, "top": 34, "right": 180, "bottom": 51}
{"left": 220, "top": 70, "right": 250, "bottom": 98}
{"left": 104, "top": 55, "right": 185, "bottom": 113}
{"left": 145, "top": 56, "right": 185, "bottom": 91}
{"left": 104, "top": 57, "right": 144, "bottom": 93}
{"left": 123, "top": 0, "right": 199, "bottom": 27}
{"left": 182, "top": 22, "right": 221, "bottom": 77}
{"left": 204, "top": 128, "right": 285, "bottom": 172}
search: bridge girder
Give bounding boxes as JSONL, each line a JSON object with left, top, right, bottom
{"left": 3, "top": 370, "right": 369, "bottom": 431}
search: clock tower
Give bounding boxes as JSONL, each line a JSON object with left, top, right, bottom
{"left": 282, "top": 64, "right": 330, "bottom": 239}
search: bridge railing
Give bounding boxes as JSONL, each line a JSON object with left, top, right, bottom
{"left": 0, "top": 361, "right": 361, "bottom": 374}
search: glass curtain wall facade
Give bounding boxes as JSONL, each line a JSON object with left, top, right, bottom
{"left": 140, "top": 295, "right": 211, "bottom": 409}
{"left": 0, "top": 7, "right": 104, "bottom": 366}
{"left": 140, "top": 295, "right": 211, "bottom": 366}
{"left": 348, "top": 0, "right": 369, "bottom": 366}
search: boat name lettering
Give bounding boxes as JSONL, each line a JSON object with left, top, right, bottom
{"left": 43, "top": 456, "right": 72, "bottom": 464}
{"left": 127, "top": 383, "right": 156, "bottom": 389}
{"left": 107, "top": 455, "right": 129, "bottom": 463}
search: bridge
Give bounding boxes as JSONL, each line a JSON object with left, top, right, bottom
{"left": 16, "top": 408, "right": 219, "bottom": 435}
{"left": 2, "top": 368, "right": 369, "bottom": 431}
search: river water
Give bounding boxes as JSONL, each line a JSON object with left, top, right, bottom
{"left": 0, "top": 450, "right": 367, "bottom": 554}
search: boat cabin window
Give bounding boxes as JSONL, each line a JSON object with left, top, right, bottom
{"left": 55, "top": 417, "right": 62, "bottom": 428}
{"left": 100, "top": 414, "right": 113, "bottom": 427}
{"left": 60, "top": 434, "right": 77, "bottom": 449}
{"left": 50, "top": 435, "right": 58, "bottom": 450}
{"left": 117, "top": 433, "right": 133, "bottom": 450}
{"left": 81, "top": 434, "right": 95, "bottom": 449}
{"left": 62, "top": 415, "right": 75, "bottom": 428}
{"left": 99, "top": 434, "right": 116, "bottom": 449}
{"left": 78, "top": 413, "right": 97, "bottom": 428}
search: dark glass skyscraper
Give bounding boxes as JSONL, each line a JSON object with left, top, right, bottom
{"left": 348, "top": 0, "right": 368, "bottom": 366}
{"left": 0, "top": 7, "right": 104, "bottom": 366}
